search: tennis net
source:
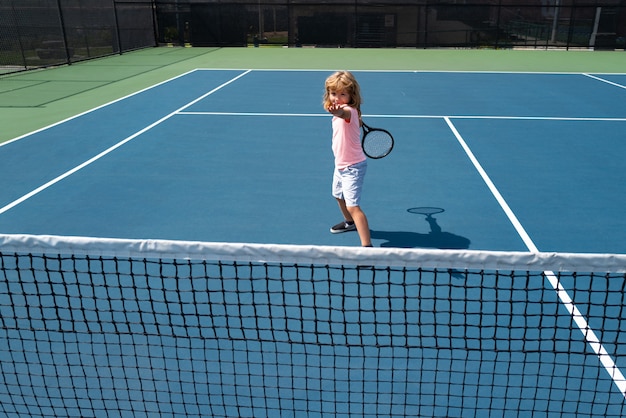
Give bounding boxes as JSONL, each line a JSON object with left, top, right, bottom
{"left": 1, "top": 234, "right": 625, "bottom": 417}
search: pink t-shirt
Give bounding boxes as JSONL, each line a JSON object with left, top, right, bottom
{"left": 331, "top": 107, "right": 365, "bottom": 169}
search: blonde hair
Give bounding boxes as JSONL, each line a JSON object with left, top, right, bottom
{"left": 323, "top": 71, "right": 362, "bottom": 117}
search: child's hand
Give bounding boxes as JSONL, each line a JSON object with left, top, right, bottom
{"left": 327, "top": 103, "right": 346, "bottom": 118}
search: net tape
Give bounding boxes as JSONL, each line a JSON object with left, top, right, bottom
{"left": 1, "top": 233, "right": 625, "bottom": 272}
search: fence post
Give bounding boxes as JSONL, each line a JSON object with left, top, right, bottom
{"left": 112, "top": 0, "right": 124, "bottom": 54}
{"left": 424, "top": 2, "right": 429, "bottom": 48}
{"left": 151, "top": 0, "right": 159, "bottom": 46}
{"left": 55, "top": 0, "right": 72, "bottom": 65}
{"left": 10, "top": 1, "right": 28, "bottom": 70}
{"left": 495, "top": 0, "right": 502, "bottom": 49}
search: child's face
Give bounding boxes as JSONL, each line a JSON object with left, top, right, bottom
{"left": 329, "top": 89, "right": 351, "bottom": 105}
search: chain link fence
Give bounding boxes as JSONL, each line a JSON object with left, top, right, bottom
{"left": 1, "top": 0, "right": 156, "bottom": 74}
{"left": 2, "top": 1, "right": 624, "bottom": 75}
{"left": 154, "top": 0, "right": 624, "bottom": 51}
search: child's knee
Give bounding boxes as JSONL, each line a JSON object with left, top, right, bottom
{"left": 347, "top": 205, "right": 364, "bottom": 216}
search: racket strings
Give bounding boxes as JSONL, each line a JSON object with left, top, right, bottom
{"left": 363, "top": 130, "right": 393, "bottom": 158}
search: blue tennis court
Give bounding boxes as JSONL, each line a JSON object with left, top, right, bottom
{"left": 1, "top": 68, "right": 626, "bottom": 417}
{"left": 1, "top": 69, "right": 625, "bottom": 253}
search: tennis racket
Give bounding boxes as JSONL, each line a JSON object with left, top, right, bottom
{"left": 361, "top": 122, "right": 394, "bottom": 159}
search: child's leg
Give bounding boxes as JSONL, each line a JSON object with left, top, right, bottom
{"left": 335, "top": 198, "right": 353, "bottom": 222}
{"left": 332, "top": 162, "right": 371, "bottom": 245}
{"left": 347, "top": 205, "right": 372, "bottom": 247}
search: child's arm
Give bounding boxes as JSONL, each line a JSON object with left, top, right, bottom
{"left": 327, "top": 103, "right": 353, "bottom": 122}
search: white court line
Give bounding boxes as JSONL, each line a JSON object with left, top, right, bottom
{"left": 379, "top": 114, "right": 626, "bottom": 122}
{"left": 583, "top": 73, "right": 626, "bottom": 89}
{"left": 178, "top": 111, "right": 626, "bottom": 122}
{"left": 197, "top": 68, "right": 626, "bottom": 76}
{"left": 0, "top": 70, "right": 251, "bottom": 216}
{"left": 443, "top": 117, "right": 537, "bottom": 252}
{"left": 444, "top": 116, "right": 626, "bottom": 398}
{"left": 179, "top": 111, "right": 329, "bottom": 117}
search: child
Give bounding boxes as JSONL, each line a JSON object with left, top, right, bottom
{"left": 323, "top": 71, "right": 372, "bottom": 247}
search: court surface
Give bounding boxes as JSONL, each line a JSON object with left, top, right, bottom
{"left": 1, "top": 68, "right": 625, "bottom": 254}
{"left": 1, "top": 54, "right": 626, "bottom": 416}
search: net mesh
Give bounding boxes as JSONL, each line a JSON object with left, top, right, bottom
{"left": 1, "top": 234, "right": 625, "bottom": 417}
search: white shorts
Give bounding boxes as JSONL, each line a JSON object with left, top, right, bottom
{"left": 332, "top": 160, "right": 367, "bottom": 207}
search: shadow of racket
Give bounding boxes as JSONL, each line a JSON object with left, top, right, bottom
{"left": 407, "top": 207, "right": 445, "bottom": 219}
